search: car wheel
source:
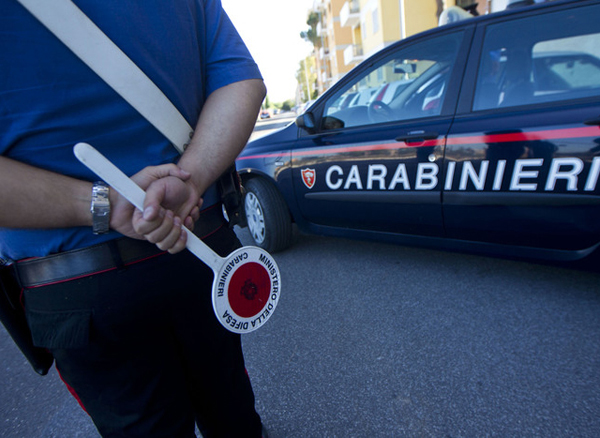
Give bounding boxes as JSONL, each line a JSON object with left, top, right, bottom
{"left": 243, "top": 178, "right": 292, "bottom": 253}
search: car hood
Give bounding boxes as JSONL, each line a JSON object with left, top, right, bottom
{"left": 240, "top": 120, "right": 299, "bottom": 157}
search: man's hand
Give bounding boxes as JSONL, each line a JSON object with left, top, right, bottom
{"left": 109, "top": 163, "right": 202, "bottom": 254}
{"left": 142, "top": 175, "right": 202, "bottom": 230}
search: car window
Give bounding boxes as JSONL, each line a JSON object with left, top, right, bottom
{"left": 473, "top": 3, "right": 600, "bottom": 111}
{"left": 321, "top": 32, "right": 463, "bottom": 131}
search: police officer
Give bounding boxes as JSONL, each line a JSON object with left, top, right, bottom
{"left": 0, "top": 0, "right": 267, "bottom": 436}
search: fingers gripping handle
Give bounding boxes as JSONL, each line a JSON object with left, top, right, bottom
{"left": 73, "top": 143, "right": 224, "bottom": 270}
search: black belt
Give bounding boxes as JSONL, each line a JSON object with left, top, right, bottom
{"left": 15, "top": 205, "right": 227, "bottom": 288}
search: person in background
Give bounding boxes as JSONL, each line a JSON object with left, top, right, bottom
{"left": 0, "top": 0, "right": 267, "bottom": 436}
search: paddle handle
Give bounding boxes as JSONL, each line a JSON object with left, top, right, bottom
{"left": 74, "top": 143, "right": 224, "bottom": 270}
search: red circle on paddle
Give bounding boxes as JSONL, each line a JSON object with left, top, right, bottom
{"left": 228, "top": 262, "right": 272, "bottom": 318}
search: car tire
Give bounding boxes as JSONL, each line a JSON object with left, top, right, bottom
{"left": 243, "top": 178, "right": 293, "bottom": 253}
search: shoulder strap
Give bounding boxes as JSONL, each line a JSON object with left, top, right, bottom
{"left": 17, "top": 0, "right": 193, "bottom": 154}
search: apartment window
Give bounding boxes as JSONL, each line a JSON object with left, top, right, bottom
{"left": 372, "top": 8, "right": 380, "bottom": 34}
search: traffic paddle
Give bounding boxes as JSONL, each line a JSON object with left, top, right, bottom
{"left": 74, "top": 142, "right": 280, "bottom": 333}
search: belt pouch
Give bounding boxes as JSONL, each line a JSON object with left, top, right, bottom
{"left": 218, "top": 165, "right": 244, "bottom": 227}
{"left": 0, "top": 264, "right": 54, "bottom": 376}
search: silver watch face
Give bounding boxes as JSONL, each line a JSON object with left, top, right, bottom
{"left": 91, "top": 182, "right": 110, "bottom": 234}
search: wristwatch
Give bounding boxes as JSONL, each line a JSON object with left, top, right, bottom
{"left": 91, "top": 181, "right": 110, "bottom": 234}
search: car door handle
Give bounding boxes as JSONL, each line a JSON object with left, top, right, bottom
{"left": 584, "top": 117, "right": 600, "bottom": 126}
{"left": 395, "top": 131, "right": 439, "bottom": 143}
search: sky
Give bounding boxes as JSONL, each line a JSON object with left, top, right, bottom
{"left": 221, "top": 0, "right": 315, "bottom": 103}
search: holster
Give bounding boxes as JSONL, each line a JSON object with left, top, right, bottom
{"left": 0, "top": 263, "right": 54, "bottom": 375}
{"left": 217, "top": 165, "right": 245, "bottom": 228}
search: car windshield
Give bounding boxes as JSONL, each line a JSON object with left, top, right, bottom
{"left": 322, "top": 32, "right": 463, "bottom": 130}
{"left": 533, "top": 51, "right": 600, "bottom": 91}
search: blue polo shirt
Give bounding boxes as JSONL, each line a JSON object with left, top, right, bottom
{"left": 0, "top": 0, "right": 262, "bottom": 261}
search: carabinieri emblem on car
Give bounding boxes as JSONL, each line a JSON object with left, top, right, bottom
{"left": 301, "top": 168, "right": 316, "bottom": 189}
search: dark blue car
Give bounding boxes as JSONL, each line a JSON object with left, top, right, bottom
{"left": 236, "top": 0, "right": 600, "bottom": 260}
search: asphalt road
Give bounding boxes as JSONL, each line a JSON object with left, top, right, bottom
{"left": 2, "top": 228, "right": 600, "bottom": 437}
{"left": 249, "top": 112, "right": 296, "bottom": 141}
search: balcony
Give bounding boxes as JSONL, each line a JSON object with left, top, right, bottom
{"left": 316, "top": 22, "right": 327, "bottom": 37}
{"left": 340, "top": 0, "right": 360, "bottom": 28}
{"left": 343, "top": 44, "right": 364, "bottom": 65}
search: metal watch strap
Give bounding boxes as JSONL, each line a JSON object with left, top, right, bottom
{"left": 91, "top": 181, "right": 110, "bottom": 234}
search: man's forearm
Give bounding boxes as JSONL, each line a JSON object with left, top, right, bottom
{"left": 0, "top": 155, "right": 198, "bottom": 253}
{"left": 0, "top": 156, "right": 92, "bottom": 229}
{"left": 177, "top": 78, "right": 266, "bottom": 195}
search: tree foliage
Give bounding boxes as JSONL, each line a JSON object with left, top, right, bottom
{"left": 300, "top": 11, "right": 321, "bottom": 48}
{"left": 296, "top": 11, "right": 322, "bottom": 102}
{"left": 280, "top": 100, "right": 294, "bottom": 111}
{"left": 295, "top": 57, "right": 317, "bottom": 102}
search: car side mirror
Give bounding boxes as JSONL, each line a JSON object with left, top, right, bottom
{"left": 295, "top": 112, "right": 317, "bottom": 134}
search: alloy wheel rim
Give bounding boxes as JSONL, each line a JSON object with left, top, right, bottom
{"left": 245, "top": 192, "right": 266, "bottom": 244}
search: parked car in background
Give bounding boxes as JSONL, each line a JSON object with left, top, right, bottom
{"left": 237, "top": 0, "right": 600, "bottom": 261}
{"left": 368, "top": 79, "right": 415, "bottom": 107}
{"left": 297, "top": 100, "right": 316, "bottom": 115}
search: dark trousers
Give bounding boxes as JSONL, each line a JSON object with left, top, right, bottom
{"left": 22, "top": 227, "right": 262, "bottom": 438}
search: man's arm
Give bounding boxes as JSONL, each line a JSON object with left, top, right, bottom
{"left": 0, "top": 156, "right": 194, "bottom": 248}
{"left": 134, "top": 78, "right": 266, "bottom": 252}
{"left": 178, "top": 78, "right": 266, "bottom": 196}
{"left": 0, "top": 156, "right": 92, "bottom": 229}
